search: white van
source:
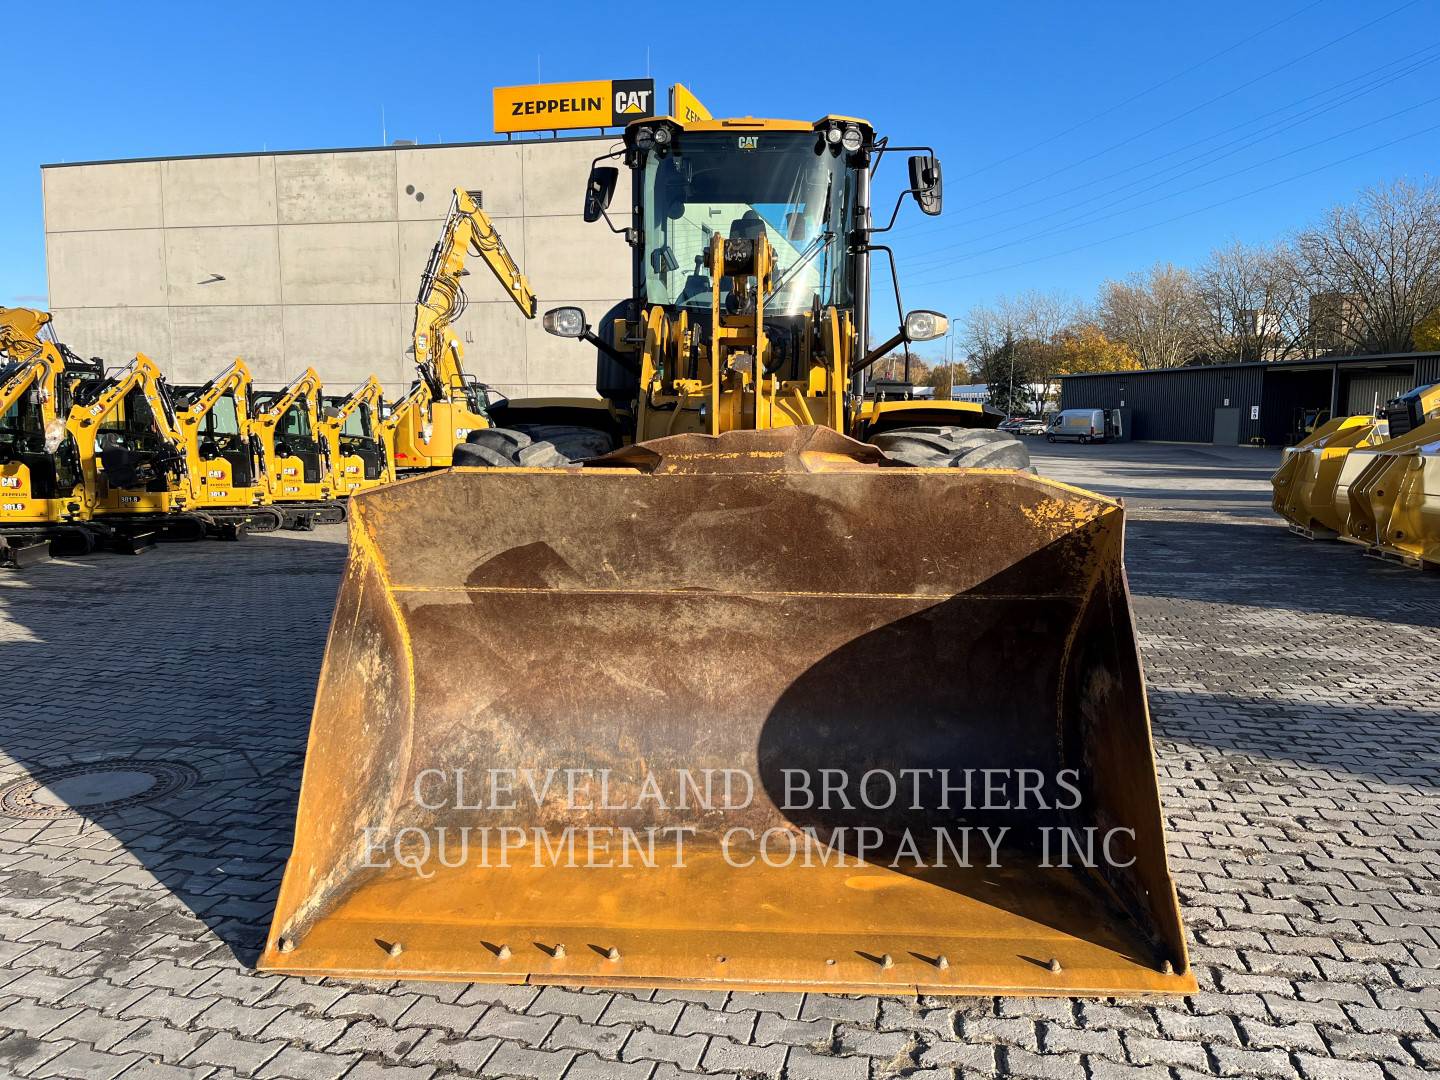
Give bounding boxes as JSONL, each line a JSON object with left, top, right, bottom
{"left": 1046, "top": 408, "right": 1122, "bottom": 444}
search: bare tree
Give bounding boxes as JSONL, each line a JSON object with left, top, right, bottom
{"left": 964, "top": 291, "right": 1078, "bottom": 413}
{"left": 1097, "top": 263, "right": 1204, "bottom": 368}
{"left": 1293, "top": 177, "right": 1440, "bottom": 354}
{"left": 1193, "top": 241, "right": 1304, "bottom": 362}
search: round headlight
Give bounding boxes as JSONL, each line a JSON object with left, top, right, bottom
{"left": 825, "top": 126, "right": 842, "bottom": 145}
{"left": 653, "top": 125, "right": 672, "bottom": 146}
{"left": 841, "top": 126, "right": 864, "bottom": 153}
{"left": 635, "top": 126, "right": 655, "bottom": 150}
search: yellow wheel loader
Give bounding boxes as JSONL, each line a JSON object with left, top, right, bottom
{"left": 322, "top": 376, "right": 395, "bottom": 495}
{"left": 390, "top": 189, "right": 537, "bottom": 471}
{"left": 169, "top": 359, "right": 285, "bottom": 536}
{"left": 1270, "top": 413, "right": 1389, "bottom": 538}
{"left": 250, "top": 368, "right": 344, "bottom": 529}
{"left": 263, "top": 113, "right": 1193, "bottom": 998}
{"left": 0, "top": 308, "right": 108, "bottom": 565}
{"left": 1338, "top": 383, "right": 1440, "bottom": 567}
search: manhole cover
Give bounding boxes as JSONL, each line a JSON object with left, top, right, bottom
{"left": 0, "top": 761, "right": 199, "bottom": 819}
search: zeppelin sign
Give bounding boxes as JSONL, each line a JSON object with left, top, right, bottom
{"left": 493, "top": 79, "right": 655, "bottom": 134}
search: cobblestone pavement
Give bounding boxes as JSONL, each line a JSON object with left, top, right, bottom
{"left": 0, "top": 445, "right": 1437, "bottom": 1080}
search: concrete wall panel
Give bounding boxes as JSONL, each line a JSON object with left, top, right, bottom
{"left": 169, "top": 306, "right": 286, "bottom": 383}
{"left": 165, "top": 227, "right": 281, "bottom": 306}
{"left": 43, "top": 138, "right": 628, "bottom": 397}
{"left": 51, "top": 307, "right": 173, "bottom": 365}
{"left": 281, "top": 304, "right": 408, "bottom": 391}
{"left": 274, "top": 152, "right": 394, "bottom": 224}
{"left": 162, "top": 156, "right": 278, "bottom": 227}
{"left": 522, "top": 214, "right": 631, "bottom": 301}
{"left": 451, "top": 304, "right": 529, "bottom": 387}
{"left": 279, "top": 222, "right": 400, "bottom": 305}
{"left": 48, "top": 230, "right": 167, "bottom": 309}
{"left": 522, "top": 138, "right": 621, "bottom": 217}
{"left": 44, "top": 161, "right": 163, "bottom": 232}
{"left": 395, "top": 145, "right": 525, "bottom": 221}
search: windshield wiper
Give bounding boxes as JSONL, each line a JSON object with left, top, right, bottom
{"left": 767, "top": 230, "right": 834, "bottom": 302}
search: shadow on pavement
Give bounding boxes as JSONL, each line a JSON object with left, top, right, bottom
{"left": 0, "top": 530, "right": 348, "bottom": 969}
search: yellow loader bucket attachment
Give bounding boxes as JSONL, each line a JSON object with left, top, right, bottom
{"left": 1271, "top": 415, "right": 1385, "bottom": 537}
{"left": 262, "top": 427, "right": 1192, "bottom": 996}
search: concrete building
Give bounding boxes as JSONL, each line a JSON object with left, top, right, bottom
{"left": 41, "top": 136, "right": 630, "bottom": 398}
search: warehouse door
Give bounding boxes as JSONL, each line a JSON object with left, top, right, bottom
{"left": 1212, "top": 407, "right": 1240, "bottom": 445}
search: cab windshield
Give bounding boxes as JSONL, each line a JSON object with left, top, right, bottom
{"left": 641, "top": 132, "right": 854, "bottom": 316}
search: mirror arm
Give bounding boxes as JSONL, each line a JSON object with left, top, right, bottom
{"left": 581, "top": 325, "right": 641, "bottom": 375}
{"left": 849, "top": 243, "right": 911, "bottom": 377}
{"left": 869, "top": 188, "right": 922, "bottom": 235}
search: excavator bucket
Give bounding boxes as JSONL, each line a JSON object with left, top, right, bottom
{"left": 262, "top": 427, "right": 1193, "bottom": 996}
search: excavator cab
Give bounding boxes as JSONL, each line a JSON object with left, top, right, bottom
{"left": 168, "top": 361, "right": 282, "bottom": 534}
{"left": 0, "top": 310, "right": 111, "bottom": 561}
{"left": 250, "top": 370, "right": 342, "bottom": 526}
{"left": 322, "top": 378, "right": 393, "bottom": 494}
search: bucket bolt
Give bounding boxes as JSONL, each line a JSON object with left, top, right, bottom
{"left": 605, "top": 947, "right": 620, "bottom": 962}
{"left": 386, "top": 941, "right": 404, "bottom": 958}
{"left": 277, "top": 936, "right": 295, "bottom": 954}
{"left": 1161, "top": 959, "right": 1175, "bottom": 976}
{"left": 1047, "top": 958, "right": 1062, "bottom": 974}
{"left": 553, "top": 943, "right": 567, "bottom": 959}
{"left": 935, "top": 955, "right": 950, "bottom": 970}
{"left": 497, "top": 944, "right": 512, "bottom": 960}
{"left": 880, "top": 953, "right": 894, "bottom": 970}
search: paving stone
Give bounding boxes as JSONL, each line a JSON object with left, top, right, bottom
{"left": 563, "top": 1052, "right": 655, "bottom": 1080}
{"left": 781, "top": 1046, "right": 868, "bottom": 1080}
{"left": 482, "top": 1042, "right": 575, "bottom": 1080}
{"left": 255, "top": 1044, "right": 361, "bottom": 1079}
{"left": 183, "top": 1031, "right": 285, "bottom": 1074}
{"left": 620, "top": 1030, "right": 708, "bottom": 1070}
{"left": 600, "top": 996, "right": 685, "bottom": 1032}
{"left": 32, "top": 1043, "right": 142, "bottom": 1079}
{"left": 699, "top": 1036, "right": 787, "bottom": 1076}
{"left": 544, "top": 1015, "right": 631, "bottom": 1057}
{"left": 342, "top": 1065, "right": 438, "bottom": 1080}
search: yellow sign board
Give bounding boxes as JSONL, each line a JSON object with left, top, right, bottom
{"left": 670, "top": 83, "right": 712, "bottom": 124}
{"left": 493, "top": 79, "right": 655, "bottom": 134}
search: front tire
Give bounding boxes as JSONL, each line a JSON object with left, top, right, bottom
{"left": 867, "top": 426, "right": 1031, "bottom": 470}
{"left": 453, "top": 424, "right": 615, "bottom": 468}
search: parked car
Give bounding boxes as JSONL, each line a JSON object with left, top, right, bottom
{"left": 997, "top": 416, "right": 1027, "bottom": 432}
{"left": 1046, "top": 408, "right": 1123, "bottom": 444}
{"left": 1017, "top": 418, "right": 1048, "bottom": 435}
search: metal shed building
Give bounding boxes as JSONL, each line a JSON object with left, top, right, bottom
{"left": 1057, "top": 351, "right": 1440, "bottom": 446}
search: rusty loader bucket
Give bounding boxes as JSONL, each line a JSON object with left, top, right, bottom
{"left": 261, "top": 427, "right": 1193, "bottom": 996}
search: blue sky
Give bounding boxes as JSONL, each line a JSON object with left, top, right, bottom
{"left": 6, "top": 0, "right": 1437, "bottom": 335}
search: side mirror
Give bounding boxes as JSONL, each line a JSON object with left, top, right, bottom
{"left": 584, "top": 166, "right": 619, "bottom": 223}
{"left": 903, "top": 310, "right": 949, "bottom": 342}
{"left": 908, "top": 154, "right": 943, "bottom": 216}
{"left": 543, "top": 306, "right": 589, "bottom": 339}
